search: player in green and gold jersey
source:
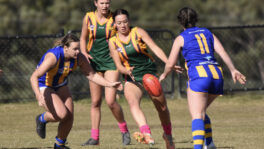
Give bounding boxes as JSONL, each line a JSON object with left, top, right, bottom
{"left": 80, "top": 0, "right": 130, "bottom": 146}
{"left": 109, "top": 9, "right": 183, "bottom": 149}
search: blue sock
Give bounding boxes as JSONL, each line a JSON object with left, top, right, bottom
{"left": 192, "top": 119, "right": 205, "bottom": 149}
{"left": 39, "top": 112, "right": 47, "bottom": 123}
{"left": 204, "top": 114, "right": 213, "bottom": 145}
{"left": 55, "top": 136, "right": 66, "bottom": 147}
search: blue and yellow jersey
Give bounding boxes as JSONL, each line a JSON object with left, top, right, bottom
{"left": 85, "top": 11, "right": 116, "bottom": 71}
{"left": 109, "top": 27, "right": 156, "bottom": 82}
{"left": 180, "top": 27, "right": 223, "bottom": 94}
{"left": 180, "top": 27, "right": 217, "bottom": 67}
{"left": 38, "top": 46, "right": 78, "bottom": 89}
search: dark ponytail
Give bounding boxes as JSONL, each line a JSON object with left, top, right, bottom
{"left": 177, "top": 7, "right": 198, "bottom": 28}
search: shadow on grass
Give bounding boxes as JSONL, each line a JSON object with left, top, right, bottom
{"left": 173, "top": 139, "right": 234, "bottom": 149}
{"left": 1, "top": 147, "right": 53, "bottom": 149}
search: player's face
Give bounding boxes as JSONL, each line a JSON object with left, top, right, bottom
{"left": 66, "top": 42, "right": 80, "bottom": 59}
{"left": 95, "top": 0, "right": 111, "bottom": 15}
{"left": 115, "top": 14, "right": 130, "bottom": 35}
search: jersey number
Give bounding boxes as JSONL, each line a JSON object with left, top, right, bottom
{"left": 195, "top": 33, "right": 210, "bottom": 54}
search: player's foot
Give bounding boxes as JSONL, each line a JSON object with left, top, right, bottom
{"left": 122, "top": 132, "right": 131, "bottom": 145}
{"left": 54, "top": 143, "right": 70, "bottom": 149}
{"left": 133, "top": 132, "right": 155, "bottom": 145}
{"left": 163, "top": 133, "right": 175, "bottom": 149}
{"left": 81, "top": 138, "right": 99, "bottom": 146}
{"left": 143, "top": 133, "right": 155, "bottom": 145}
{"left": 204, "top": 141, "right": 216, "bottom": 149}
{"left": 36, "top": 114, "right": 46, "bottom": 139}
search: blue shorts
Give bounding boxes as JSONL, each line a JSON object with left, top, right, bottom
{"left": 187, "top": 64, "right": 224, "bottom": 94}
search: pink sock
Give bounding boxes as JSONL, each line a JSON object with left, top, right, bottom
{"left": 162, "top": 123, "right": 172, "bottom": 135}
{"left": 91, "top": 129, "right": 99, "bottom": 140}
{"left": 118, "top": 122, "right": 128, "bottom": 133}
{"left": 140, "top": 125, "right": 151, "bottom": 134}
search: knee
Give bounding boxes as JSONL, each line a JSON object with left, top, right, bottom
{"left": 56, "top": 111, "right": 73, "bottom": 122}
{"left": 91, "top": 100, "right": 102, "bottom": 108}
{"left": 152, "top": 98, "right": 168, "bottom": 112}
{"left": 106, "top": 101, "right": 118, "bottom": 110}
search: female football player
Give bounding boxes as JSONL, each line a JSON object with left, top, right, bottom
{"left": 30, "top": 33, "right": 122, "bottom": 149}
{"left": 109, "top": 9, "right": 183, "bottom": 149}
{"left": 80, "top": 0, "right": 130, "bottom": 146}
{"left": 160, "top": 7, "right": 246, "bottom": 149}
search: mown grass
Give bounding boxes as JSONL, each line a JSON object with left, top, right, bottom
{"left": 0, "top": 93, "right": 264, "bottom": 149}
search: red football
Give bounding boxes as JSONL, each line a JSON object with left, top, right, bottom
{"left": 142, "top": 74, "right": 162, "bottom": 97}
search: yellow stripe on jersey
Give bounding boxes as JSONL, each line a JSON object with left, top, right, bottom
{"left": 72, "top": 59, "right": 78, "bottom": 71}
{"left": 218, "top": 66, "right": 223, "bottom": 77}
{"left": 133, "top": 27, "right": 154, "bottom": 61}
{"left": 200, "top": 33, "right": 210, "bottom": 54}
{"left": 58, "top": 61, "right": 70, "bottom": 84}
{"left": 109, "top": 37, "right": 131, "bottom": 70}
{"left": 130, "top": 28, "right": 140, "bottom": 53}
{"left": 86, "top": 12, "right": 97, "bottom": 52}
{"left": 192, "top": 130, "right": 205, "bottom": 136}
{"left": 195, "top": 34, "right": 205, "bottom": 54}
{"left": 208, "top": 65, "right": 219, "bottom": 79}
{"left": 105, "top": 15, "right": 115, "bottom": 40}
{"left": 46, "top": 58, "right": 60, "bottom": 86}
{"left": 196, "top": 65, "right": 208, "bottom": 77}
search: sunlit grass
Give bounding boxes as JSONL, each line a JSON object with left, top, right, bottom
{"left": 0, "top": 93, "right": 264, "bottom": 149}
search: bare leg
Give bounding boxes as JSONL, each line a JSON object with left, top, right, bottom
{"left": 104, "top": 70, "right": 125, "bottom": 123}
{"left": 56, "top": 86, "right": 74, "bottom": 139}
{"left": 89, "top": 72, "right": 103, "bottom": 130}
{"left": 149, "top": 92, "right": 171, "bottom": 125}
{"left": 124, "top": 82, "right": 147, "bottom": 127}
{"left": 187, "top": 88, "right": 207, "bottom": 149}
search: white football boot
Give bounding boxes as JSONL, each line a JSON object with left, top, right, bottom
{"left": 203, "top": 141, "right": 216, "bottom": 149}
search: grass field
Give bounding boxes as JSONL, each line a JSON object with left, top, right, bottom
{"left": 0, "top": 93, "right": 264, "bottom": 149}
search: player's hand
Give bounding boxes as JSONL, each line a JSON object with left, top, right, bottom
{"left": 36, "top": 94, "right": 45, "bottom": 107}
{"left": 83, "top": 52, "right": 93, "bottom": 60}
{"left": 159, "top": 73, "right": 167, "bottom": 82}
{"left": 231, "top": 69, "right": 246, "bottom": 85}
{"left": 173, "top": 65, "right": 184, "bottom": 73}
{"left": 110, "top": 82, "right": 123, "bottom": 91}
{"left": 127, "top": 67, "right": 135, "bottom": 82}
{"left": 87, "top": 53, "right": 93, "bottom": 59}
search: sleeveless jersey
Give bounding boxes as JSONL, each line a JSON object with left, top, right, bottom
{"left": 85, "top": 11, "right": 116, "bottom": 71}
{"left": 180, "top": 27, "right": 223, "bottom": 94}
{"left": 38, "top": 46, "right": 78, "bottom": 89}
{"left": 109, "top": 27, "right": 156, "bottom": 82}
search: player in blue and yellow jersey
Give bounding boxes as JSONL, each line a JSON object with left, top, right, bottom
{"left": 80, "top": 0, "right": 131, "bottom": 146}
{"left": 160, "top": 7, "right": 246, "bottom": 149}
{"left": 109, "top": 9, "right": 183, "bottom": 149}
{"left": 30, "top": 34, "right": 122, "bottom": 149}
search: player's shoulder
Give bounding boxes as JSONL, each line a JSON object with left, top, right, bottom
{"left": 109, "top": 35, "right": 117, "bottom": 42}
{"left": 46, "top": 46, "right": 63, "bottom": 60}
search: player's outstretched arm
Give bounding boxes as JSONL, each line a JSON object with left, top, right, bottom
{"left": 160, "top": 36, "right": 184, "bottom": 81}
{"left": 137, "top": 27, "right": 168, "bottom": 63}
{"left": 78, "top": 53, "right": 122, "bottom": 90}
{"left": 213, "top": 34, "right": 246, "bottom": 85}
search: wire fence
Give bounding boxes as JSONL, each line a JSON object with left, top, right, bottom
{"left": 0, "top": 25, "right": 263, "bottom": 102}
{"left": 0, "top": 29, "right": 176, "bottom": 102}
